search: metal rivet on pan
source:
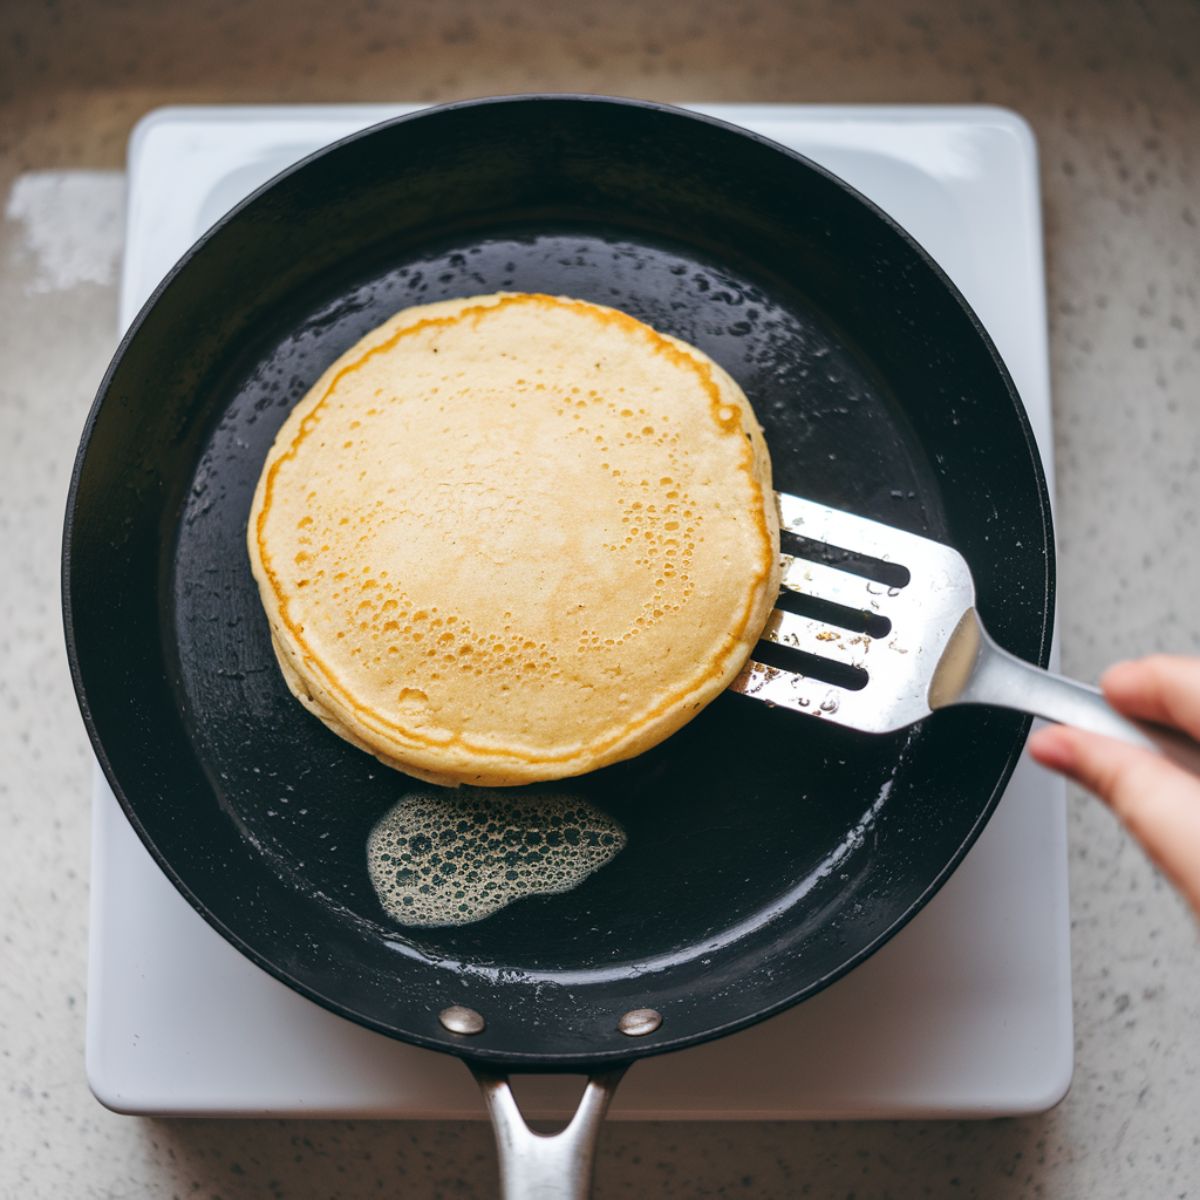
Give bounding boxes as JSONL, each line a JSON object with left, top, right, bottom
{"left": 439, "top": 1005, "right": 486, "bottom": 1036}
{"left": 617, "top": 1008, "right": 662, "bottom": 1037}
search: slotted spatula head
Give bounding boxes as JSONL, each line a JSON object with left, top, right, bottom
{"left": 731, "top": 492, "right": 977, "bottom": 733}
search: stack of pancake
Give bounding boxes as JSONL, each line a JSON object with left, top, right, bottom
{"left": 248, "top": 293, "right": 779, "bottom": 786}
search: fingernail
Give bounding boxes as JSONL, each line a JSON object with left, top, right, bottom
{"left": 1099, "top": 659, "right": 1135, "bottom": 687}
{"left": 1028, "top": 728, "right": 1076, "bottom": 773}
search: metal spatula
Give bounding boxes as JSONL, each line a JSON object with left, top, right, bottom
{"left": 733, "top": 492, "right": 1200, "bottom": 773}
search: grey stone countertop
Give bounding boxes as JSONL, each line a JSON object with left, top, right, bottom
{"left": 2, "top": 1, "right": 1197, "bottom": 1196}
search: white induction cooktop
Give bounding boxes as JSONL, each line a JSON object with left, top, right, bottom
{"left": 88, "top": 103, "right": 1071, "bottom": 1119}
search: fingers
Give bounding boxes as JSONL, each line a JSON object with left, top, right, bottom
{"left": 1101, "top": 655, "right": 1200, "bottom": 740}
{"left": 1028, "top": 653, "right": 1200, "bottom": 918}
{"left": 1028, "top": 724, "right": 1200, "bottom": 916}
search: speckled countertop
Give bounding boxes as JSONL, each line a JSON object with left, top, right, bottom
{"left": 2, "top": 1, "right": 1198, "bottom": 1196}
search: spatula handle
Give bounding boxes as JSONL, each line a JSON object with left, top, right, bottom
{"left": 961, "top": 627, "right": 1200, "bottom": 778}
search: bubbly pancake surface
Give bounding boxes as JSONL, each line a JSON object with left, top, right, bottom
{"left": 248, "top": 293, "right": 779, "bottom": 786}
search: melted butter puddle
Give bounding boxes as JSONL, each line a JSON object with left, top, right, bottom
{"left": 367, "top": 788, "right": 626, "bottom": 927}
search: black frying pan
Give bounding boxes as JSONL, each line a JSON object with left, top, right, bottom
{"left": 63, "top": 96, "right": 1053, "bottom": 1196}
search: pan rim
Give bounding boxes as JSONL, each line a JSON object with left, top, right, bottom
{"left": 62, "top": 92, "right": 1055, "bottom": 1068}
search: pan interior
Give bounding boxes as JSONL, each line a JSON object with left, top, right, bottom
{"left": 70, "top": 99, "right": 1050, "bottom": 1062}
{"left": 172, "top": 224, "right": 943, "bottom": 976}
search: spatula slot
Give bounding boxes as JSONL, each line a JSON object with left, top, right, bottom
{"left": 780, "top": 529, "right": 911, "bottom": 590}
{"left": 774, "top": 588, "right": 892, "bottom": 639}
{"left": 750, "top": 638, "right": 870, "bottom": 692}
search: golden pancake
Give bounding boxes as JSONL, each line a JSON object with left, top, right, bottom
{"left": 248, "top": 293, "right": 779, "bottom": 786}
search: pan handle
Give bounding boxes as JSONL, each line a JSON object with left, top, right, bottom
{"left": 471, "top": 1064, "right": 628, "bottom": 1200}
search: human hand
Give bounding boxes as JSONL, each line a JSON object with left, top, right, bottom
{"left": 1027, "top": 655, "right": 1200, "bottom": 918}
